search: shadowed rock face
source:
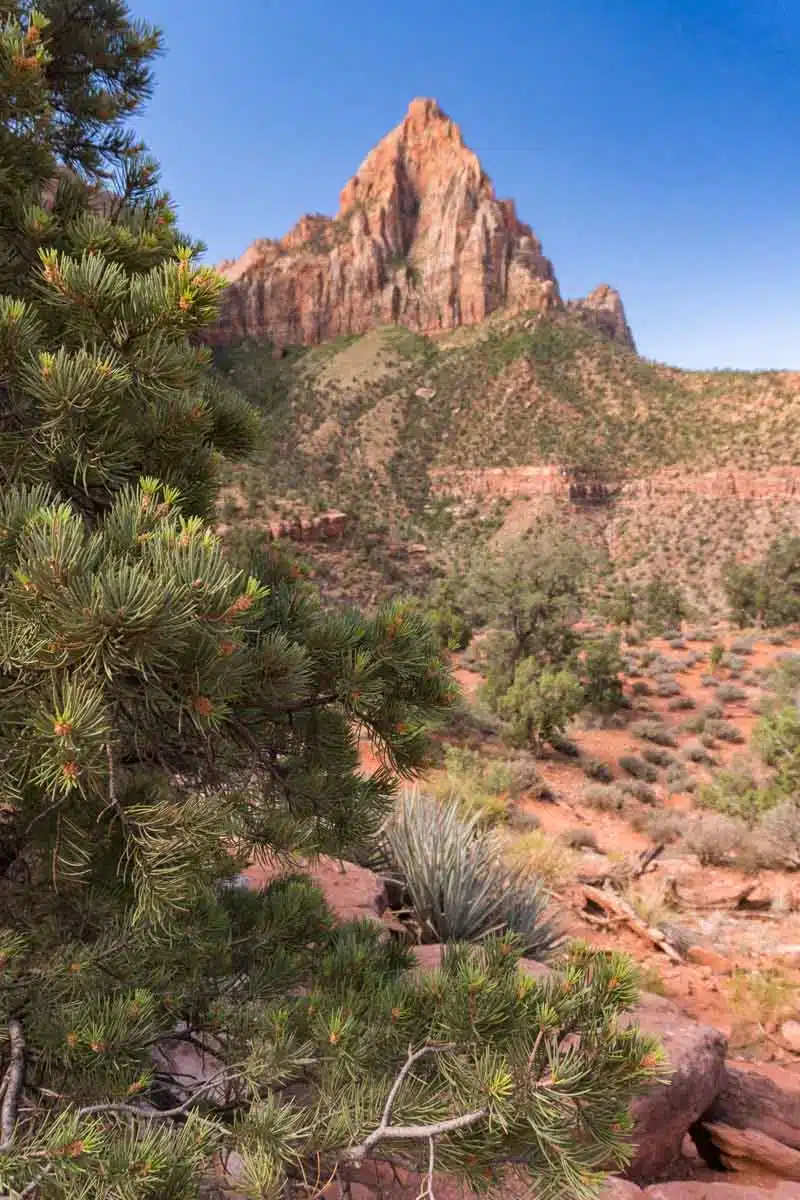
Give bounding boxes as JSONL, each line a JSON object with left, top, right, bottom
{"left": 209, "top": 98, "right": 634, "bottom": 351}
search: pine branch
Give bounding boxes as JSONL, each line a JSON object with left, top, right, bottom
{"left": 341, "top": 1044, "right": 488, "bottom": 1164}
{"left": 0, "top": 1017, "right": 26, "bottom": 1151}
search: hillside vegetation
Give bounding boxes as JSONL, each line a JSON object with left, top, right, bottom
{"left": 213, "top": 314, "right": 800, "bottom": 614}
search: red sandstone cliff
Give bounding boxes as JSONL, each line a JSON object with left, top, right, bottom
{"left": 209, "top": 99, "right": 634, "bottom": 352}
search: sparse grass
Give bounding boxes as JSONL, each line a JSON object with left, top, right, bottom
{"left": 727, "top": 968, "right": 796, "bottom": 1048}
{"left": 503, "top": 830, "right": 575, "bottom": 891}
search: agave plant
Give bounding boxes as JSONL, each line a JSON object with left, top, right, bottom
{"left": 383, "top": 786, "right": 561, "bottom": 960}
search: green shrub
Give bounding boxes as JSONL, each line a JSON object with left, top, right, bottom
{"left": 384, "top": 788, "right": 561, "bottom": 956}
{"left": 753, "top": 705, "right": 800, "bottom": 794}
{"left": 497, "top": 661, "right": 584, "bottom": 754}
{"left": 698, "top": 765, "right": 779, "bottom": 826}
{"left": 631, "top": 680, "right": 652, "bottom": 696}
{"left": 581, "top": 634, "right": 626, "bottom": 714}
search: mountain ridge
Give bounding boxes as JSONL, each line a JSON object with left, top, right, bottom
{"left": 209, "top": 98, "right": 635, "bottom": 352}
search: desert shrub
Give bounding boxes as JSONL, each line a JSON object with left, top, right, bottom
{"left": 764, "top": 655, "right": 800, "bottom": 707}
{"left": 384, "top": 789, "right": 561, "bottom": 956}
{"left": 560, "top": 827, "right": 600, "bottom": 852}
{"left": 752, "top": 705, "right": 800, "bottom": 794}
{"left": 668, "top": 696, "right": 696, "bottom": 711}
{"left": 549, "top": 731, "right": 581, "bottom": 757}
{"left": 584, "top": 759, "right": 615, "bottom": 783}
{"left": 507, "top": 807, "right": 542, "bottom": 833}
{"left": 638, "top": 810, "right": 685, "bottom": 844}
{"left": 723, "top": 653, "right": 745, "bottom": 673}
{"left": 465, "top": 526, "right": 589, "bottom": 676}
{"left": 584, "top": 784, "right": 625, "bottom": 812}
{"left": 666, "top": 637, "right": 687, "bottom": 649}
{"left": 681, "top": 741, "right": 716, "bottom": 766}
{"left": 698, "top": 765, "right": 779, "bottom": 826}
{"left": 425, "top": 601, "right": 473, "bottom": 651}
{"left": 497, "top": 661, "right": 584, "bottom": 754}
{"left": 755, "top": 799, "right": 800, "bottom": 870}
{"left": 700, "top": 674, "right": 717, "bottom": 687}
{"left": 730, "top": 639, "right": 755, "bottom": 656}
{"left": 679, "top": 715, "right": 706, "bottom": 735}
{"left": 665, "top": 764, "right": 697, "bottom": 793}
{"left": 705, "top": 719, "right": 745, "bottom": 744}
{"left": 703, "top": 703, "right": 724, "bottom": 720}
{"left": 630, "top": 720, "right": 678, "bottom": 747}
{"left": 709, "top": 643, "right": 725, "bottom": 671}
{"left": 642, "top": 747, "right": 676, "bottom": 768}
{"left": 620, "top": 780, "right": 657, "bottom": 805}
{"left": 716, "top": 683, "right": 748, "bottom": 703}
{"left": 631, "top": 680, "right": 652, "bottom": 696}
{"left": 723, "top": 534, "right": 800, "bottom": 628}
{"left": 655, "top": 678, "right": 682, "bottom": 698}
{"left": 683, "top": 814, "right": 746, "bottom": 865}
{"left": 639, "top": 578, "right": 687, "bottom": 633}
{"left": 581, "top": 634, "right": 626, "bottom": 714}
{"left": 619, "top": 755, "right": 659, "bottom": 782}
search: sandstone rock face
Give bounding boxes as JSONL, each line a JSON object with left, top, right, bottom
{"left": 622, "top": 993, "right": 728, "bottom": 1184}
{"left": 568, "top": 283, "right": 637, "bottom": 352}
{"left": 210, "top": 98, "right": 634, "bottom": 351}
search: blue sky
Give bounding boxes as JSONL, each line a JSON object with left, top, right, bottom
{"left": 135, "top": 0, "right": 800, "bottom": 370}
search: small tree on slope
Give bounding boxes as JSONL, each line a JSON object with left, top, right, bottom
{"left": 0, "top": 6, "right": 662, "bottom": 1198}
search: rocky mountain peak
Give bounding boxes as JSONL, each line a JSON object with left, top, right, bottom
{"left": 209, "top": 100, "right": 634, "bottom": 352}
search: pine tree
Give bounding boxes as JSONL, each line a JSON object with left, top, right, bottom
{"left": 0, "top": 5, "right": 663, "bottom": 1198}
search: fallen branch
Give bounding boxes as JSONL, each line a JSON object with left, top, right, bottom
{"left": 582, "top": 885, "right": 683, "bottom": 963}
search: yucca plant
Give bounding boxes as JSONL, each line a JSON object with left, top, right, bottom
{"left": 383, "top": 787, "right": 561, "bottom": 959}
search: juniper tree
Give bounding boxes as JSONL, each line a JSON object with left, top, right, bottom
{"left": 0, "top": 6, "right": 663, "bottom": 1198}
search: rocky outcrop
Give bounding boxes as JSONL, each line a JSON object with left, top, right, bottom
{"left": 209, "top": 99, "right": 634, "bottom": 351}
{"left": 568, "top": 283, "right": 637, "bottom": 352}
{"left": 265, "top": 510, "right": 348, "bottom": 543}
{"left": 622, "top": 994, "right": 728, "bottom": 1183}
